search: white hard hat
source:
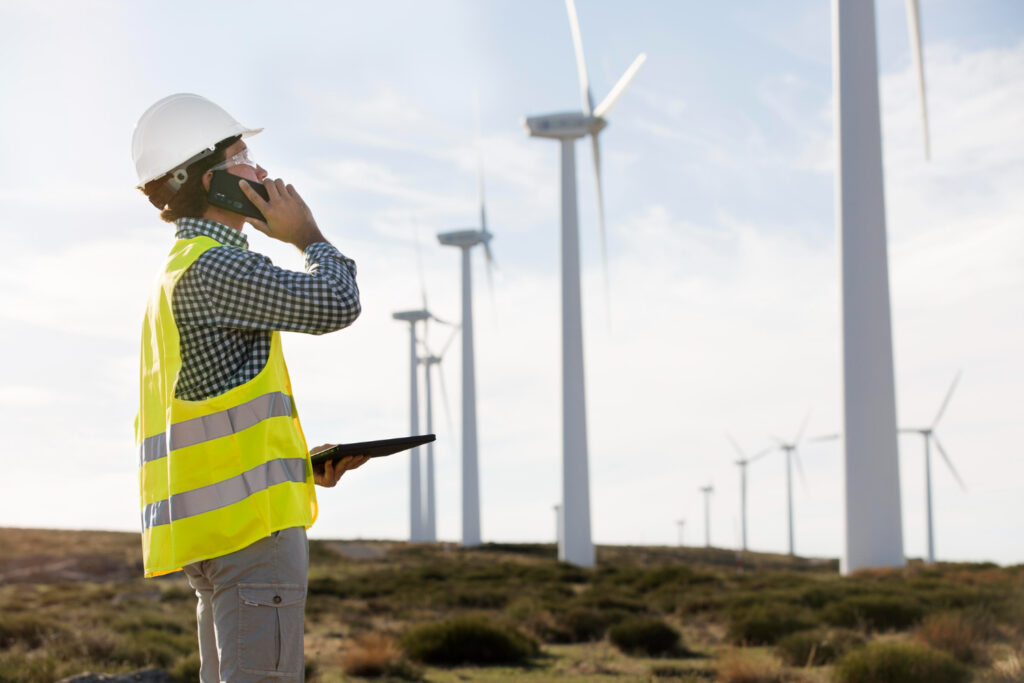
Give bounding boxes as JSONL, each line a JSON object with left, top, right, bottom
{"left": 131, "top": 93, "right": 262, "bottom": 188}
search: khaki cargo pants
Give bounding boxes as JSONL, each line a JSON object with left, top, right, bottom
{"left": 183, "top": 527, "right": 308, "bottom": 682}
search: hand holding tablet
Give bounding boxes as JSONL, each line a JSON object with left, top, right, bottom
{"left": 309, "top": 434, "right": 436, "bottom": 476}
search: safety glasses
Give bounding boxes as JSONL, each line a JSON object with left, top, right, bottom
{"left": 209, "top": 148, "right": 258, "bottom": 173}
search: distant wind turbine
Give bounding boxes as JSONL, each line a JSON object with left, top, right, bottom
{"left": 900, "top": 372, "right": 967, "bottom": 564}
{"left": 437, "top": 101, "right": 496, "bottom": 548}
{"left": 833, "top": 0, "right": 931, "bottom": 573}
{"left": 727, "top": 434, "right": 772, "bottom": 553}
{"left": 522, "top": 0, "right": 646, "bottom": 568}
{"left": 699, "top": 484, "right": 714, "bottom": 548}
{"left": 392, "top": 308, "right": 432, "bottom": 542}
{"left": 769, "top": 414, "right": 811, "bottom": 556}
{"left": 418, "top": 325, "right": 459, "bottom": 543}
{"left": 676, "top": 519, "right": 686, "bottom": 547}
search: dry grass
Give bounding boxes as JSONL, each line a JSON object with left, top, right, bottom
{"left": 986, "top": 650, "right": 1024, "bottom": 683}
{"left": 716, "top": 650, "right": 799, "bottom": 683}
{"left": 916, "top": 610, "right": 996, "bottom": 664}
{"left": 338, "top": 632, "right": 416, "bottom": 678}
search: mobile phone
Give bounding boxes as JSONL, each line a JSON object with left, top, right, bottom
{"left": 207, "top": 170, "right": 268, "bottom": 220}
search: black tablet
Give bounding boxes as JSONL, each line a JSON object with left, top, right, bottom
{"left": 310, "top": 434, "right": 436, "bottom": 471}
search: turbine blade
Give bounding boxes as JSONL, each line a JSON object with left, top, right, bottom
{"left": 932, "top": 435, "right": 967, "bottom": 491}
{"left": 905, "top": 0, "right": 932, "bottom": 160}
{"left": 564, "top": 0, "right": 593, "bottom": 115}
{"left": 429, "top": 312, "right": 454, "bottom": 327}
{"left": 591, "top": 133, "right": 611, "bottom": 328}
{"left": 482, "top": 232, "right": 496, "bottom": 308}
{"left": 593, "top": 53, "right": 648, "bottom": 119}
{"left": 810, "top": 433, "right": 841, "bottom": 442}
{"left": 474, "top": 92, "right": 488, "bottom": 233}
{"left": 437, "top": 362, "right": 456, "bottom": 447}
{"left": 439, "top": 323, "right": 461, "bottom": 358}
{"left": 794, "top": 410, "right": 812, "bottom": 445}
{"left": 749, "top": 447, "right": 774, "bottom": 464}
{"left": 726, "top": 432, "right": 746, "bottom": 460}
{"left": 931, "top": 370, "right": 962, "bottom": 430}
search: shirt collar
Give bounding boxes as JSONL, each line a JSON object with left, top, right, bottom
{"left": 175, "top": 217, "right": 249, "bottom": 250}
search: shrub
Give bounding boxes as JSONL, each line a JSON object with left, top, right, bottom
{"left": 797, "top": 581, "right": 868, "bottom": 609}
{"left": 401, "top": 615, "right": 538, "bottom": 665}
{"left": 774, "top": 628, "right": 864, "bottom": 666}
{"left": 170, "top": 652, "right": 201, "bottom": 683}
{"left": 727, "top": 603, "right": 816, "bottom": 645}
{"left": 715, "top": 651, "right": 786, "bottom": 683}
{"left": 833, "top": 641, "right": 970, "bottom": 683}
{"left": 821, "top": 594, "right": 925, "bottom": 631}
{"left": 608, "top": 616, "right": 680, "bottom": 657}
{"left": 575, "top": 589, "right": 647, "bottom": 614}
{"left": 340, "top": 633, "right": 420, "bottom": 679}
{"left": 0, "top": 615, "right": 68, "bottom": 649}
{"left": 915, "top": 610, "right": 995, "bottom": 664}
{"left": 431, "top": 586, "right": 509, "bottom": 609}
{"left": 633, "top": 565, "right": 716, "bottom": 591}
{"left": 556, "top": 608, "right": 612, "bottom": 643}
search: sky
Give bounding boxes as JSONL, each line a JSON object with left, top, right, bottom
{"left": 0, "top": 1, "right": 1021, "bottom": 566}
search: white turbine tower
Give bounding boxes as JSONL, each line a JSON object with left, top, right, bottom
{"left": 676, "top": 519, "right": 685, "bottom": 547}
{"left": 523, "top": 0, "right": 646, "bottom": 568}
{"left": 727, "top": 434, "right": 772, "bottom": 553}
{"left": 418, "top": 326, "right": 459, "bottom": 543}
{"left": 900, "top": 372, "right": 966, "bottom": 564}
{"left": 769, "top": 415, "right": 811, "bottom": 557}
{"left": 698, "top": 485, "right": 714, "bottom": 548}
{"left": 833, "top": 0, "right": 931, "bottom": 573}
{"left": 392, "top": 309, "right": 431, "bottom": 542}
{"left": 554, "top": 504, "right": 563, "bottom": 547}
{"left": 437, "top": 105, "right": 495, "bottom": 548}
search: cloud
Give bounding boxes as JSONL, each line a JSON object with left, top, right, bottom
{"left": 0, "top": 232, "right": 168, "bottom": 340}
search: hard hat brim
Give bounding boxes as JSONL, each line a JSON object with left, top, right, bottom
{"left": 135, "top": 126, "right": 263, "bottom": 189}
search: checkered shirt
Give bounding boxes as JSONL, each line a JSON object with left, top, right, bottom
{"left": 170, "top": 217, "right": 360, "bottom": 401}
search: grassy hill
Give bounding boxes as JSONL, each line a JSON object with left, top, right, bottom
{"left": 1, "top": 527, "right": 1022, "bottom": 682}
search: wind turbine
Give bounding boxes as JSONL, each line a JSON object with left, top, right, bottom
{"left": 833, "top": 0, "right": 931, "bottom": 573}
{"left": 522, "top": 0, "right": 646, "bottom": 568}
{"left": 698, "top": 484, "right": 714, "bottom": 548}
{"left": 418, "top": 326, "right": 459, "bottom": 543}
{"left": 769, "top": 415, "right": 811, "bottom": 557}
{"left": 727, "top": 434, "right": 772, "bottom": 553}
{"left": 437, "top": 102, "right": 496, "bottom": 548}
{"left": 392, "top": 309, "right": 431, "bottom": 542}
{"left": 676, "top": 519, "right": 685, "bottom": 547}
{"left": 900, "top": 372, "right": 966, "bottom": 564}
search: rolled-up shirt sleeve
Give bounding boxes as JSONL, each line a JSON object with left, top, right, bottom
{"left": 193, "top": 241, "right": 360, "bottom": 334}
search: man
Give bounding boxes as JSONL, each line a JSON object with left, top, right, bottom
{"left": 132, "top": 93, "right": 365, "bottom": 681}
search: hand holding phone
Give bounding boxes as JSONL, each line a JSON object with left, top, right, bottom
{"left": 237, "top": 177, "right": 326, "bottom": 251}
{"left": 207, "top": 170, "right": 269, "bottom": 220}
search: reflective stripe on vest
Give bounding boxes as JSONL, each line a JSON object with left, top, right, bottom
{"left": 141, "top": 457, "right": 307, "bottom": 529}
{"left": 136, "top": 235, "right": 317, "bottom": 578}
{"left": 138, "top": 390, "right": 293, "bottom": 466}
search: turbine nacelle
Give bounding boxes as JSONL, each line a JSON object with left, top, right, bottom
{"left": 393, "top": 309, "right": 431, "bottom": 323}
{"left": 438, "top": 228, "right": 491, "bottom": 248}
{"left": 523, "top": 112, "right": 606, "bottom": 140}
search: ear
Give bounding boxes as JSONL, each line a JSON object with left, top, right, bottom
{"left": 202, "top": 171, "right": 213, "bottom": 193}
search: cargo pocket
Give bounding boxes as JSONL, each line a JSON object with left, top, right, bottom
{"left": 238, "top": 583, "right": 306, "bottom": 677}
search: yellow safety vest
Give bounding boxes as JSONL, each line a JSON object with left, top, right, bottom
{"left": 135, "top": 235, "right": 317, "bottom": 577}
